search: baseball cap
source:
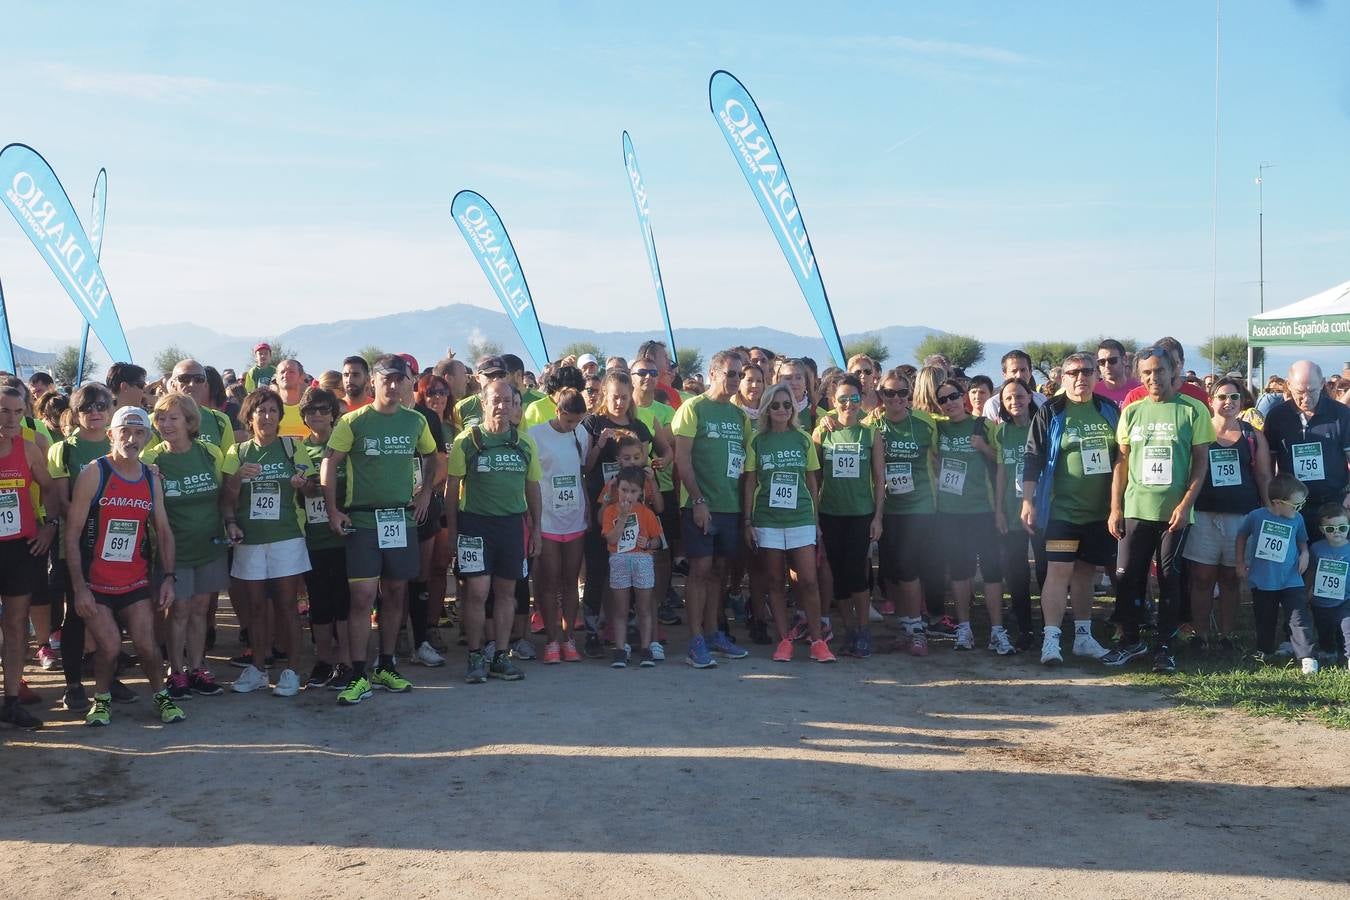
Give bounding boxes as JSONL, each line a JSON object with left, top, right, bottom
{"left": 371, "top": 354, "right": 411, "bottom": 378}
{"left": 577, "top": 353, "right": 598, "bottom": 369}
{"left": 253, "top": 342, "right": 271, "bottom": 353}
{"left": 398, "top": 353, "right": 420, "bottom": 375}
{"left": 476, "top": 355, "right": 507, "bottom": 377}
{"left": 110, "top": 406, "right": 152, "bottom": 431}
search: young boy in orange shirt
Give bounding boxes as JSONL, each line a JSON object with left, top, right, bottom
{"left": 601, "top": 466, "right": 664, "bottom": 667}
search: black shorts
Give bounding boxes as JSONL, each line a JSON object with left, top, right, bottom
{"left": 659, "top": 489, "right": 680, "bottom": 549}
{"left": 457, "top": 511, "right": 526, "bottom": 581}
{"left": 0, "top": 539, "right": 44, "bottom": 597}
{"left": 819, "top": 513, "right": 873, "bottom": 600}
{"left": 1043, "top": 519, "right": 1117, "bottom": 566}
{"left": 681, "top": 509, "right": 742, "bottom": 560}
{"left": 938, "top": 512, "right": 1002, "bottom": 582}
{"left": 881, "top": 513, "right": 934, "bottom": 583}
{"left": 304, "top": 546, "right": 351, "bottom": 625}
{"left": 93, "top": 587, "right": 150, "bottom": 615}
{"left": 417, "top": 493, "right": 445, "bottom": 543}
{"left": 346, "top": 525, "right": 421, "bottom": 581}
{"left": 27, "top": 544, "right": 57, "bottom": 607}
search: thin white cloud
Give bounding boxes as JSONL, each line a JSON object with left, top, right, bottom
{"left": 39, "top": 62, "right": 281, "bottom": 103}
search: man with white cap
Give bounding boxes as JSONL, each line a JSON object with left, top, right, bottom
{"left": 577, "top": 354, "right": 600, "bottom": 378}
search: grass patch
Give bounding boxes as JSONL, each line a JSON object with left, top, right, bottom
{"left": 1130, "top": 657, "right": 1350, "bottom": 729}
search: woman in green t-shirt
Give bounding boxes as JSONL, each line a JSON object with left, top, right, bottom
{"left": 993, "top": 377, "right": 1037, "bottom": 651}
{"left": 934, "top": 378, "right": 1013, "bottom": 655}
{"left": 743, "top": 382, "right": 834, "bottom": 664}
{"left": 813, "top": 375, "right": 884, "bottom": 658}
{"left": 299, "top": 389, "right": 353, "bottom": 690}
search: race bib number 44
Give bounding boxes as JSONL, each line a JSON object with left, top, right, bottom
{"left": 1141, "top": 446, "right": 1173, "bottom": 487}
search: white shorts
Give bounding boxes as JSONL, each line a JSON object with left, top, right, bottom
{"left": 230, "top": 537, "right": 311, "bottom": 581}
{"left": 753, "top": 525, "right": 817, "bottom": 552}
{"left": 1182, "top": 510, "right": 1243, "bottom": 568}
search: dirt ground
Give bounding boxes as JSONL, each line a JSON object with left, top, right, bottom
{"left": 2, "top": 613, "right": 1348, "bottom": 899}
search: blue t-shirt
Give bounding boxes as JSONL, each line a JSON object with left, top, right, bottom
{"left": 1307, "top": 539, "right": 1350, "bottom": 608}
{"left": 1237, "top": 507, "right": 1307, "bottom": 590}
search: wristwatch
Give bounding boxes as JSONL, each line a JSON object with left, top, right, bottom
{"left": 693, "top": 496, "right": 707, "bottom": 506}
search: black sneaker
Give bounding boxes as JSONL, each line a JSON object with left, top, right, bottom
{"left": 747, "top": 619, "right": 771, "bottom": 645}
{"left": 0, "top": 698, "right": 42, "bottom": 730}
{"left": 109, "top": 679, "right": 139, "bottom": 704}
{"left": 307, "top": 662, "right": 334, "bottom": 688}
{"left": 672, "top": 558, "right": 689, "bottom": 577}
{"left": 1151, "top": 649, "right": 1177, "bottom": 673}
{"left": 583, "top": 632, "right": 603, "bottom": 659}
{"left": 327, "top": 663, "right": 354, "bottom": 690}
{"left": 228, "top": 650, "right": 254, "bottom": 669}
{"left": 61, "top": 684, "right": 91, "bottom": 713}
{"left": 488, "top": 652, "right": 524, "bottom": 681}
{"left": 611, "top": 646, "right": 630, "bottom": 669}
{"left": 639, "top": 647, "right": 656, "bottom": 668}
{"left": 658, "top": 602, "right": 682, "bottom": 626}
{"left": 1101, "top": 640, "right": 1149, "bottom": 667}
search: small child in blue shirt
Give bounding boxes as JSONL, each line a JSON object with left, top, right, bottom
{"left": 1306, "top": 502, "right": 1350, "bottom": 669}
{"left": 1235, "top": 473, "right": 1318, "bottom": 673}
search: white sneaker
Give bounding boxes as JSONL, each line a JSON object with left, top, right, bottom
{"left": 649, "top": 641, "right": 666, "bottom": 661}
{"left": 511, "top": 638, "right": 536, "bottom": 661}
{"left": 1301, "top": 657, "right": 1320, "bottom": 675}
{"left": 415, "top": 641, "right": 446, "bottom": 667}
{"left": 272, "top": 668, "right": 300, "bottom": 697}
{"left": 953, "top": 622, "right": 975, "bottom": 651}
{"left": 1072, "top": 632, "right": 1110, "bottom": 659}
{"left": 231, "top": 664, "right": 269, "bottom": 693}
{"left": 1040, "top": 633, "right": 1064, "bottom": 666}
{"left": 987, "top": 627, "right": 1016, "bottom": 656}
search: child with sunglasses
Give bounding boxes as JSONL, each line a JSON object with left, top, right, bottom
{"left": 1235, "top": 473, "right": 1319, "bottom": 673}
{"left": 1305, "top": 502, "right": 1350, "bottom": 669}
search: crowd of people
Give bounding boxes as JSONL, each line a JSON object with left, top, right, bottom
{"left": 2, "top": 333, "right": 1349, "bottom": 731}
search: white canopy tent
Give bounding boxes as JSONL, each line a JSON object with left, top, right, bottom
{"left": 1247, "top": 279, "right": 1350, "bottom": 383}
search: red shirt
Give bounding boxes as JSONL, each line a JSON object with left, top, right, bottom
{"left": 0, "top": 436, "right": 37, "bottom": 542}
{"left": 1122, "top": 382, "right": 1209, "bottom": 407}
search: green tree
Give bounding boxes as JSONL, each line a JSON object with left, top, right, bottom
{"left": 560, "top": 340, "right": 605, "bottom": 363}
{"left": 467, "top": 337, "right": 503, "bottom": 362}
{"left": 266, "top": 339, "right": 300, "bottom": 366}
{"left": 153, "top": 345, "right": 193, "bottom": 378}
{"left": 1022, "top": 341, "right": 1079, "bottom": 379}
{"left": 1085, "top": 335, "right": 1139, "bottom": 354}
{"left": 1199, "top": 334, "right": 1252, "bottom": 376}
{"left": 358, "top": 345, "right": 385, "bottom": 368}
{"left": 674, "top": 347, "right": 705, "bottom": 381}
{"left": 914, "top": 333, "right": 985, "bottom": 371}
{"left": 843, "top": 334, "right": 891, "bottom": 367}
{"left": 50, "top": 345, "right": 88, "bottom": 390}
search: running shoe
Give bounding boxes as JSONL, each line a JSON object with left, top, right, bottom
{"left": 877, "top": 600, "right": 896, "bottom": 616}
{"left": 561, "top": 640, "right": 582, "bottom": 663}
{"left": 415, "top": 641, "right": 446, "bottom": 667}
{"left": 953, "top": 622, "right": 975, "bottom": 651}
{"left": 0, "top": 698, "right": 41, "bottom": 730}
{"left": 686, "top": 635, "right": 717, "bottom": 669}
{"left": 928, "top": 615, "right": 959, "bottom": 639}
{"left": 61, "top": 684, "right": 91, "bottom": 713}
{"left": 582, "top": 632, "right": 603, "bottom": 659}
{"left": 909, "top": 631, "right": 929, "bottom": 657}
{"left": 17, "top": 679, "right": 40, "bottom": 705}
{"left": 484, "top": 640, "right": 497, "bottom": 661}
{"left": 1301, "top": 657, "right": 1320, "bottom": 675}
{"left": 672, "top": 557, "right": 689, "bottom": 576}
{"left": 228, "top": 650, "right": 254, "bottom": 669}
{"left": 1040, "top": 633, "right": 1063, "bottom": 666}
{"left": 466, "top": 651, "right": 488, "bottom": 684}
{"left": 166, "top": 671, "right": 191, "bottom": 700}
{"left": 1072, "top": 631, "right": 1110, "bottom": 660}
{"left": 611, "top": 645, "right": 630, "bottom": 669}
{"left": 648, "top": 641, "right": 665, "bottom": 662}
{"left": 231, "top": 664, "right": 269, "bottom": 693}
{"left": 530, "top": 611, "right": 546, "bottom": 635}
{"left": 272, "top": 668, "right": 301, "bottom": 697}
{"left": 1151, "top": 649, "right": 1176, "bottom": 674}
{"left": 855, "top": 628, "right": 873, "bottom": 659}
{"left": 809, "top": 639, "right": 837, "bottom": 663}
{"left": 785, "top": 613, "right": 809, "bottom": 644}
{"left": 327, "top": 664, "right": 353, "bottom": 690}
{"left": 820, "top": 620, "right": 835, "bottom": 644}
{"left": 488, "top": 652, "right": 524, "bottom": 681}
{"left": 838, "top": 630, "right": 858, "bottom": 658}
{"left": 868, "top": 603, "right": 883, "bottom": 623}
{"left": 510, "top": 638, "right": 536, "bottom": 661}
{"left": 371, "top": 666, "right": 413, "bottom": 692}
{"left": 337, "top": 675, "right": 372, "bottom": 706}
{"left": 708, "top": 630, "right": 749, "bottom": 659}
{"left": 306, "top": 662, "right": 335, "bottom": 688}
{"left": 747, "top": 619, "right": 771, "bottom": 645}
{"left": 189, "top": 668, "right": 223, "bottom": 696}
{"left": 427, "top": 627, "right": 448, "bottom": 653}
{"left": 37, "top": 645, "right": 59, "bottom": 671}
{"left": 639, "top": 647, "right": 656, "bottom": 668}
{"left": 1100, "top": 641, "right": 1150, "bottom": 667}
{"left": 154, "top": 690, "right": 186, "bottom": 724}
{"left": 84, "top": 693, "right": 112, "bottom": 727}
{"left": 657, "top": 602, "right": 683, "bottom": 626}
{"left": 987, "top": 627, "right": 1016, "bottom": 656}
{"left": 542, "top": 641, "right": 562, "bottom": 665}
{"left": 773, "top": 638, "right": 794, "bottom": 662}
{"left": 109, "top": 679, "right": 138, "bottom": 704}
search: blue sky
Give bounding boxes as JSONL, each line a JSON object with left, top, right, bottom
{"left": 2, "top": 0, "right": 1347, "bottom": 358}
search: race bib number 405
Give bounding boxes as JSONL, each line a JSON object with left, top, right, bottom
{"left": 769, "top": 471, "right": 798, "bottom": 509}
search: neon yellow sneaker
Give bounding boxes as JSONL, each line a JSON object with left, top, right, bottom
{"left": 336, "top": 675, "right": 372, "bottom": 706}
{"left": 154, "top": 690, "right": 186, "bottom": 724}
{"left": 370, "top": 666, "right": 412, "bottom": 693}
{"left": 85, "top": 693, "right": 112, "bottom": 727}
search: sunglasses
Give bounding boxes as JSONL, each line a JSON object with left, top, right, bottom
{"left": 1276, "top": 497, "right": 1307, "bottom": 511}
{"left": 879, "top": 388, "right": 910, "bottom": 400}
{"left": 79, "top": 400, "right": 110, "bottom": 413}
{"left": 768, "top": 400, "right": 792, "bottom": 411}
{"left": 851, "top": 368, "right": 874, "bottom": 377}
{"left": 1321, "top": 523, "right": 1350, "bottom": 534}
{"left": 1214, "top": 392, "right": 1241, "bottom": 402}
{"left": 175, "top": 373, "right": 207, "bottom": 385}
{"left": 633, "top": 368, "right": 659, "bottom": 378}
{"left": 1097, "top": 356, "right": 1120, "bottom": 367}
{"left": 937, "top": 392, "right": 963, "bottom": 404}
{"left": 836, "top": 394, "right": 862, "bottom": 406}
{"left": 1063, "top": 368, "right": 1093, "bottom": 379}
{"left": 426, "top": 389, "right": 450, "bottom": 397}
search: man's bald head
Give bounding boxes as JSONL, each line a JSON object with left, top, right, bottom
{"left": 1288, "top": 360, "right": 1325, "bottom": 416}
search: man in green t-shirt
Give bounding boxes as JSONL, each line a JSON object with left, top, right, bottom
{"left": 1107, "top": 345, "right": 1215, "bottom": 673}
{"left": 323, "top": 355, "right": 440, "bottom": 705}
{"left": 446, "top": 378, "right": 543, "bottom": 685}
{"left": 671, "top": 349, "right": 752, "bottom": 668}
{"left": 631, "top": 354, "right": 678, "bottom": 621}
{"left": 454, "top": 355, "right": 510, "bottom": 429}
{"left": 170, "top": 358, "right": 235, "bottom": 451}
{"left": 243, "top": 343, "right": 276, "bottom": 393}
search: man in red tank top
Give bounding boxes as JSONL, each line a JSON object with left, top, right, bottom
{"left": 65, "top": 406, "right": 184, "bottom": 727}
{"left": 0, "top": 386, "right": 61, "bottom": 730}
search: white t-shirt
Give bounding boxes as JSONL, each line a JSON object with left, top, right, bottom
{"left": 528, "top": 420, "right": 591, "bottom": 536}
{"left": 982, "top": 391, "right": 1047, "bottom": 421}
